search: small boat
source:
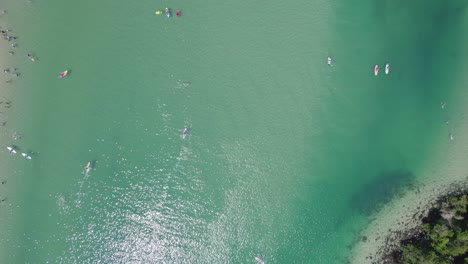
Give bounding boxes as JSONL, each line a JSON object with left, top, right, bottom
{"left": 176, "top": 10, "right": 181, "bottom": 18}
{"left": 21, "top": 153, "right": 32, "bottom": 160}
{"left": 385, "top": 63, "right": 390, "bottom": 75}
{"left": 374, "top": 65, "right": 379, "bottom": 76}
{"left": 155, "top": 10, "right": 162, "bottom": 15}
{"left": 59, "top": 70, "right": 68, "bottom": 78}
{"left": 182, "top": 128, "right": 188, "bottom": 139}
{"left": 327, "top": 56, "right": 332, "bottom": 65}
{"left": 165, "top": 8, "right": 170, "bottom": 18}
{"left": 6, "top": 147, "right": 16, "bottom": 154}
{"left": 84, "top": 162, "right": 92, "bottom": 174}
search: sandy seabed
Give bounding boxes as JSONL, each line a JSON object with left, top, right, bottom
{"left": 350, "top": 62, "right": 468, "bottom": 263}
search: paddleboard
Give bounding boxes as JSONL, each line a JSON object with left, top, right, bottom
{"left": 6, "top": 147, "right": 16, "bottom": 154}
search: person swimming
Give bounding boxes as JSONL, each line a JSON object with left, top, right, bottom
{"left": 327, "top": 56, "right": 332, "bottom": 65}
{"left": 28, "top": 54, "right": 36, "bottom": 62}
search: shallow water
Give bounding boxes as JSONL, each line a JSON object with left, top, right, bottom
{"left": 1, "top": 0, "right": 467, "bottom": 262}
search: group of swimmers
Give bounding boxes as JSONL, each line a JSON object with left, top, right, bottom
{"left": 1, "top": 15, "right": 37, "bottom": 83}
{"left": 1, "top": 180, "right": 6, "bottom": 203}
{"left": 1, "top": 23, "right": 19, "bottom": 83}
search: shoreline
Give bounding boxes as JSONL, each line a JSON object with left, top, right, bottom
{"left": 0, "top": 5, "right": 33, "bottom": 262}
{"left": 350, "top": 8, "right": 468, "bottom": 263}
{"left": 0, "top": 8, "right": 15, "bottom": 263}
{"left": 350, "top": 50, "right": 468, "bottom": 264}
{"left": 350, "top": 179, "right": 468, "bottom": 263}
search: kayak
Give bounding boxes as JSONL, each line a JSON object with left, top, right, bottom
{"left": 374, "top": 65, "right": 379, "bottom": 76}
{"left": 59, "top": 70, "right": 68, "bottom": 78}
{"left": 385, "top": 63, "right": 390, "bottom": 75}
{"left": 182, "top": 128, "right": 188, "bottom": 139}
{"left": 155, "top": 10, "right": 162, "bottom": 15}
{"left": 6, "top": 147, "right": 16, "bottom": 154}
{"left": 165, "top": 8, "right": 170, "bottom": 18}
{"left": 176, "top": 10, "right": 181, "bottom": 18}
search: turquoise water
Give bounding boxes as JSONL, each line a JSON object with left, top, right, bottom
{"left": 1, "top": 0, "right": 467, "bottom": 262}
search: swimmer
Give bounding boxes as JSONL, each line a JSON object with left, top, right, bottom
{"left": 450, "top": 133, "right": 454, "bottom": 141}
{"left": 13, "top": 132, "right": 23, "bottom": 140}
{"left": 327, "top": 56, "right": 332, "bottom": 65}
{"left": 441, "top": 102, "right": 446, "bottom": 109}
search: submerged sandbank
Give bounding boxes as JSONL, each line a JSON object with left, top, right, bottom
{"left": 350, "top": 38, "right": 468, "bottom": 264}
